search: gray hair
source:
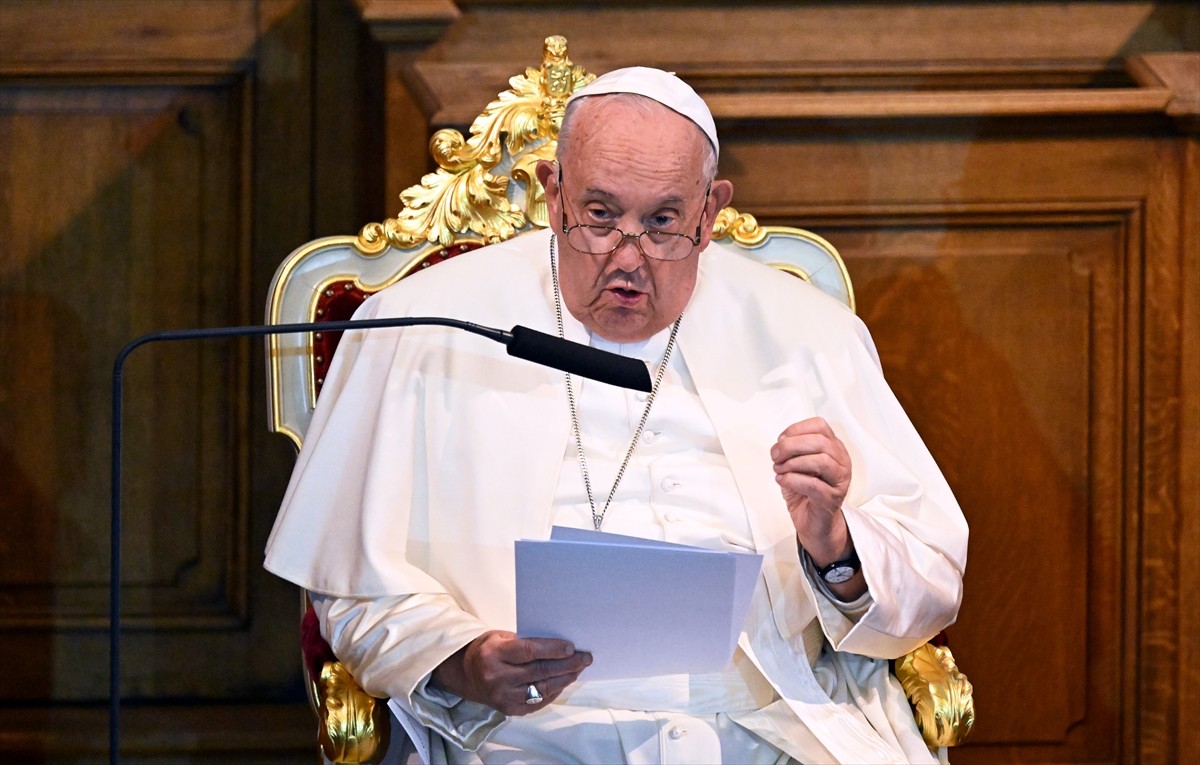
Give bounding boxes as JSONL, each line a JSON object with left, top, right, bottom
{"left": 556, "top": 93, "right": 719, "bottom": 182}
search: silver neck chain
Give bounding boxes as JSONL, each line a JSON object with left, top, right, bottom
{"left": 550, "top": 234, "right": 681, "bottom": 531}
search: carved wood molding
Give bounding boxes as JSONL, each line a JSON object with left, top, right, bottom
{"left": 704, "top": 88, "right": 1173, "bottom": 121}
{"left": 0, "top": 0, "right": 263, "bottom": 75}
{"left": 413, "top": 65, "right": 1179, "bottom": 125}
{"left": 351, "top": 0, "right": 460, "bottom": 43}
{"left": 0, "top": 703, "right": 312, "bottom": 759}
{"left": 1127, "top": 52, "right": 1200, "bottom": 132}
{"left": 358, "top": 1, "right": 1199, "bottom": 125}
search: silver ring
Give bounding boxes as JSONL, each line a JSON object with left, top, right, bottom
{"left": 524, "top": 683, "right": 543, "bottom": 705}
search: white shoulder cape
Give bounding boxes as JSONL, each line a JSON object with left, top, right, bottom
{"left": 265, "top": 228, "right": 967, "bottom": 763}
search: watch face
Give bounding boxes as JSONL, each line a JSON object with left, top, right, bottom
{"left": 824, "top": 565, "right": 857, "bottom": 584}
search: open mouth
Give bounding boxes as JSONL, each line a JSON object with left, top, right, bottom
{"left": 608, "top": 287, "right": 646, "bottom": 306}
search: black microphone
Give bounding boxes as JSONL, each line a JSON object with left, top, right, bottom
{"left": 109, "top": 316, "right": 652, "bottom": 763}
{"left": 506, "top": 325, "right": 654, "bottom": 391}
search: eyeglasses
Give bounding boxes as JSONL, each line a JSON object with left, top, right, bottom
{"left": 557, "top": 168, "right": 709, "bottom": 262}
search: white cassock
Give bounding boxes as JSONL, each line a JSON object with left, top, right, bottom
{"left": 264, "top": 228, "right": 968, "bottom": 764}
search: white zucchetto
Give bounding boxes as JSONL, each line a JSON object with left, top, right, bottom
{"left": 567, "top": 66, "right": 719, "bottom": 158}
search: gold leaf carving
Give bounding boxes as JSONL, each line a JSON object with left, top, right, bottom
{"left": 318, "top": 660, "right": 385, "bottom": 763}
{"left": 398, "top": 165, "right": 524, "bottom": 244}
{"left": 712, "top": 206, "right": 767, "bottom": 246}
{"left": 895, "top": 642, "right": 976, "bottom": 747}
{"left": 358, "top": 35, "right": 592, "bottom": 251}
{"left": 511, "top": 146, "right": 557, "bottom": 228}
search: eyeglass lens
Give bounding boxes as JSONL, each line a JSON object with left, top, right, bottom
{"left": 565, "top": 226, "right": 694, "bottom": 260}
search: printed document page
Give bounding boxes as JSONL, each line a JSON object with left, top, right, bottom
{"left": 515, "top": 526, "right": 763, "bottom": 680}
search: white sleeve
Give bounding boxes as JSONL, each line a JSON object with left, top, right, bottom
{"left": 310, "top": 592, "right": 504, "bottom": 752}
{"left": 810, "top": 320, "right": 967, "bottom": 658}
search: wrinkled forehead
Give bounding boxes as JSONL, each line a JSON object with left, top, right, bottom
{"left": 559, "top": 98, "right": 711, "bottom": 199}
{"left": 566, "top": 66, "right": 718, "bottom": 159}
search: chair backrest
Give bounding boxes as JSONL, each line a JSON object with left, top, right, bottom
{"left": 265, "top": 35, "right": 854, "bottom": 450}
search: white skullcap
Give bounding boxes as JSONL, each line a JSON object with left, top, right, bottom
{"left": 567, "top": 66, "right": 719, "bottom": 158}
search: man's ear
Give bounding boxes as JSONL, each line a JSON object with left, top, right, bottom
{"left": 536, "top": 160, "right": 562, "bottom": 228}
{"left": 536, "top": 159, "right": 558, "bottom": 197}
{"left": 709, "top": 179, "right": 734, "bottom": 213}
{"left": 699, "top": 179, "right": 735, "bottom": 249}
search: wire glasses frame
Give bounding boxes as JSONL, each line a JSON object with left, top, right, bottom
{"left": 556, "top": 167, "right": 710, "bottom": 261}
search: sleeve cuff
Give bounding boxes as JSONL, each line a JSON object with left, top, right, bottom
{"left": 802, "top": 548, "right": 873, "bottom": 620}
{"left": 407, "top": 671, "right": 505, "bottom": 751}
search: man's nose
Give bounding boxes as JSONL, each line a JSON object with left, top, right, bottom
{"left": 609, "top": 233, "right": 647, "bottom": 270}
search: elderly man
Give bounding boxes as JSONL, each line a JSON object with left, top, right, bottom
{"left": 265, "top": 67, "right": 967, "bottom": 764}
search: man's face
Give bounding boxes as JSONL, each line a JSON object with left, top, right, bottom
{"left": 537, "top": 99, "right": 732, "bottom": 343}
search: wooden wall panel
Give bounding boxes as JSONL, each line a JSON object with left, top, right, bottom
{"left": 0, "top": 0, "right": 343, "bottom": 759}
{"left": 1179, "top": 134, "right": 1200, "bottom": 765}
{"left": 843, "top": 221, "right": 1125, "bottom": 757}
{"left": 0, "top": 76, "right": 259, "bottom": 719}
{"left": 0, "top": 0, "right": 1195, "bottom": 761}
{"left": 0, "top": 81, "right": 249, "bottom": 634}
{"left": 694, "top": 113, "right": 1178, "bottom": 760}
{"left": 0, "top": 78, "right": 256, "bottom": 703}
{"left": 712, "top": 117, "right": 1190, "bottom": 764}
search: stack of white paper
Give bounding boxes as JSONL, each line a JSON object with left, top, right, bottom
{"left": 515, "top": 526, "right": 763, "bottom": 680}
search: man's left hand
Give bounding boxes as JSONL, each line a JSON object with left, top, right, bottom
{"left": 771, "top": 417, "right": 857, "bottom": 571}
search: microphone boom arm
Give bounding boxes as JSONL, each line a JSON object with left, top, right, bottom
{"left": 109, "top": 315, "right": 651, "bottom": 763}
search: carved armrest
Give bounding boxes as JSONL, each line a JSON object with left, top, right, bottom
{"left": 894, "top": 641, "right": 976, "bottom": 748}
{"left": 315, "top": 660, "right": 389, "bottom": 764}
{"left": 303, "top": 604, "right": 388, "bottom": 763}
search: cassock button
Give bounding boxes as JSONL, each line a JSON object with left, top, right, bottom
{"left": 660, "top": 478, "right": 680, "bottom": 491}
{"left": 635, "top": 391, "right": 649, "bottom": 402}
{"left": 668, "top": 725, "right": 687, "bottom": 739}
{"left": 641, "top": 430, "right": 658, "bottom": 444}
{"left": 664, "top": 511, "right": 680, "bottom": 523}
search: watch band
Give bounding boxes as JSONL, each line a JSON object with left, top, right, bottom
{"left": 814, "top": 548, "right": 861, "bottom": 585}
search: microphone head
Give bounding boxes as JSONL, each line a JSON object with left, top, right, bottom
{"left": 506, "top": 326, "right": 653, "bottom": 392}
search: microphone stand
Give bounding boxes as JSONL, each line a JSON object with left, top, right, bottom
{"left": 109, "top": 316, "right": 651, "bottom": 763}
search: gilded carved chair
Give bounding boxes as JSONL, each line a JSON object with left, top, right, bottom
{"left": 266, "top": 35, "right": 973, "bottom": 764}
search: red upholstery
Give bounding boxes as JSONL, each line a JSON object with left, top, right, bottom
{"left": 311, "top": 242, "right": 483, "bottom": 394}
{"left": 312, "top": 283, "right": 372, "bottom": 394}
{"left": 302, "top": 600, "right": 337, "bottom": 686}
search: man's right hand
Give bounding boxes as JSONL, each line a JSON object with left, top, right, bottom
{"left": 429, "top": 630, "right": 592, "bottom": 716}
